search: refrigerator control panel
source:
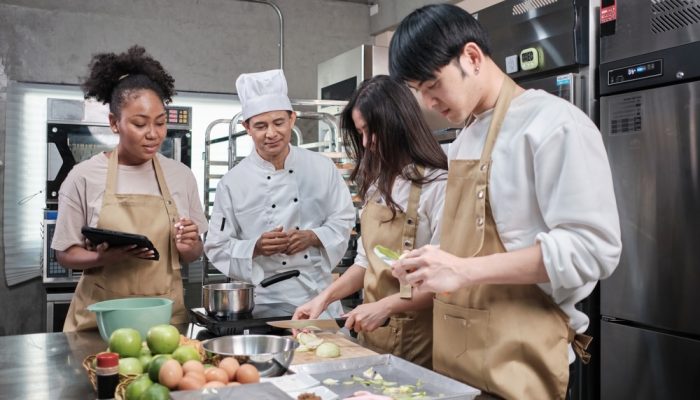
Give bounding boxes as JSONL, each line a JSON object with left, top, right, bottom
{"left": 607, "top": 59, "right": 663, "bottom": 86}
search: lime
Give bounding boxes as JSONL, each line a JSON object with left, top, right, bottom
{"left": 109, "top": 328, "right": 142, "bottom": 358}
{"left": 138, "top": 383, "right": 170, "bottom": 400}
{"left": 172, "top": 345, "right": 201, "bottom": 364}
{"left": 124, "top": 375, "right": 152, "bottom": 400}
{"left": 148, "top": 354, "right": 173, "bottom": 383}
{"left": 118, "top": 357, "right": 143, "bottom": 375}
{"left": 146, "top": 325, "right": 180, "bottom": 354}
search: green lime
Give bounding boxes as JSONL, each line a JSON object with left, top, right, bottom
{"left": 124, "top": 375, "right": 152, "bottom": 400}
{"left": 138, "top": 383, "right": 170, "bottom": 400}
{"left": 148, "top": 354, "right": 173, "bottom": 383}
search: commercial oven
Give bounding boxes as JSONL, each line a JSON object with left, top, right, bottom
{"left": 599, "top": 0, "right": 700, "bottom": 398}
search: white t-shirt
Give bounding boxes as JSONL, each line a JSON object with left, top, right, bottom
{"left": 450, "top": 89, "right": 622, "bottom": 339}
{"left": 355, "top": 168, "right": 447, "bottom": 268}
{"left": 52, "top": 152, "right": 208, "bottom": 252}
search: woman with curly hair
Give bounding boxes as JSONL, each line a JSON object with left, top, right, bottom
{"left": 52, "top": 45, "right": 207, "bottom": 331}
{"left": 293, "top": 75, "right": 447, "bottom": 368}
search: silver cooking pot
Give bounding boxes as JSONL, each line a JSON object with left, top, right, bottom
{"left": 202, "top": 270, "right": 300, "bottom": 317}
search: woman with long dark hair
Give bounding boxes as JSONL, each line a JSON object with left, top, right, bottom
{"left": 293, "top": 75, "right": 447, "bottom": 368}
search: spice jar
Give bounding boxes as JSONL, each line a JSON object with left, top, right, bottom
{"left": 95, "top": 352, "right": 120, "bottom": 400}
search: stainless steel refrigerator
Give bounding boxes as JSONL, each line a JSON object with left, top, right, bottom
{"left": 599, "top": 1, "right": 700, "bottom": 398}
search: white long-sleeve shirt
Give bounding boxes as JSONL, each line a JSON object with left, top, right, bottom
{"left": 450, "top": 89, "right": 622, "bottom": 336}
{"left": 355, "top": 168, "right": 447, "bottom": 268}
{"left": 204, "top": 145, "right": 355, "bottom": 317}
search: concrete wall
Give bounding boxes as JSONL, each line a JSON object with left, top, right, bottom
{"left": 0, "top": 0, "right": 370, "bottom": 335}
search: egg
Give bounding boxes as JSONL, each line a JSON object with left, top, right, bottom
{"left": 218, "top": 357, "right": 240, "bottom": 381}
{"left": 235, "top": 363, "right": 260, "bottom": 384}
{"left": 203, "top": 380, "right": 226, "bottom": 388}
{"left": 185, "top": 371, "right": 206, "bottom": 385}
{"left": 178, "top": 375, "right": 204, "bottom": 391}
{"left": 204, "top": 366, "right": 229, "bottom": 383}
{"left": 182, "top": 360, "right": 205, "bottom": 375}
{"left": 158, "top": 359, "right": 183, "bottom": 389}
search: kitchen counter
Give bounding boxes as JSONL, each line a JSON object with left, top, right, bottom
{"left": 0, "top": 327, "right": 495, "bottom": 399}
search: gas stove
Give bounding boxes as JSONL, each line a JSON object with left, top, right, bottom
{"left": 189, "top": 302, "right": 296, "bottom": 339}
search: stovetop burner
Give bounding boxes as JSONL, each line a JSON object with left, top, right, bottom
{"left": 189, "top": 302, "right": 296, "bottom": 339}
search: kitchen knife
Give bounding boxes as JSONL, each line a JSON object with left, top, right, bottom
{"left": 266, "top": 318, "right": 347, "bottom": 331}
{"left": 267, "top": 317, "right": 390, "bottom": 331}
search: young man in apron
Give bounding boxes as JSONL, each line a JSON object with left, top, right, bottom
{"left": 52, "top": 46, "right": 208, "bottom": 331}
{"left": 389, "top": 5, "right": 622, "bottom": 399}
{"left": 292, "top": 76, "right": 447, "bottom": 368}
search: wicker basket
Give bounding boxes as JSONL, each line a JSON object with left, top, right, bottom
{"left": 82, "top": 355, "right": 138, "bottom": 400}
{"left": 84, "top": 335, "right": 210, "bottom": 399}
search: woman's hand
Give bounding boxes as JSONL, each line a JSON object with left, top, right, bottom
{"left": 392, "top": 245, "right": 469, "bottom": 293}
{"left": 343, "top": 301, "right": 390, "bottom": 333}
{"left": 174, "top": 217, "right": 203, "bottom": 262}
{"left": 292, "top": 295, "right": 328, "bottom": 336}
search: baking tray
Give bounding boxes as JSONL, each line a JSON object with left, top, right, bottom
{"left": 170, "top": 381, "right": 289, "bottom": 399}
{"left": 289, "top": 354, "right": 481, "bottom": 399}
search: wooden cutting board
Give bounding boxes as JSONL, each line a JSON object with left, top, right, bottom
{"left": 290, "top": 332, "right": 377, "bottom": 365}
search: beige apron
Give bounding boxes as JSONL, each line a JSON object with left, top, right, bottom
{"left": 433, "top": 77, "right": 590, "bottom": 400}
{"left": 358, "top": 170, "right": 433, "bottom": 369}
{"left": 63, "top": 148, "right": 187, "bottom": 332}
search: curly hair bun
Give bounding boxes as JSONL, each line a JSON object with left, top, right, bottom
{"left": 81, "top": 45, "right": 175, "bottom": 114}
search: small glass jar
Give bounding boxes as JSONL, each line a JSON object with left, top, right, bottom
{"left": 95, "top": 352, "right": 120, "bottom": 400}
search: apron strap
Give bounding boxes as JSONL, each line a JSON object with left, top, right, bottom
{"left": 398, "top": 165, "right": 424, "bottom": 299}
{"left": 105, "top": 148, "right": 120, "bottom": 197}
{"left": 568, "top": 329, "right": 593, "bottom": 364}
{"left": 479, "top": 76, "right": 517, "bottom": 167}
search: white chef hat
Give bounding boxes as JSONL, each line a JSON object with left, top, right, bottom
{"left": 236, "top": 69, "right": 293, "bottom": 121}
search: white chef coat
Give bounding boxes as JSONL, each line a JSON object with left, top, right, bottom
{"left": 204, "top": 145, "right": 355, "bottom": 317}
{"left": 355, "top": 168, "right": 447, "bottom": 268}
{"left": 450, "top": 89, "right": 622, "bottom": 338}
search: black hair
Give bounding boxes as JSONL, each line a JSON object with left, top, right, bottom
{"left": 389, "top": 3, "right": 492, "bottom": 83}
{"left": 81, "top": 45, "right": 175, "bottom": 116}
{"left": 340, "top": 75, "right": 447, "bottom": 221}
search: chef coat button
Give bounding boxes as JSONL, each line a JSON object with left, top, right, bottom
{"left": 267, "top": 176, "right": 271, "bottom": 180}
{"left": 480, "top": 164, "right": 487, "bottom": 172}
{"left": 295, "top": 226, "right": 300, "bottom": 230}
{"left": 304, "top": 255, "right": 308, "bottom": 259}
{"left": 403, "top": 240, "right": 412, "bottom": 248}
{"left": 282, "top": 261, "right": 287, "bottom": 266}
{"left": 293, "top": 198, "right": 298, "bottom": 202}
{"left": 477, "top": 190, "right": 484, "bottom": 199}
{"left": 407, "top": 218, "right": 414, "bottom": 225}
{"left": 289, "top": 170, "right": 294, "bottom": 174}
{"left": 272, "top": 204, "right": 276, "bottom": 208}
{"left": 476, "top": 217, "right": 484, "bottom": 226}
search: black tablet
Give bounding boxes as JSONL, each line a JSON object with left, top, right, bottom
{"left": 81, "top": 226, "right": 160, "bottom": 261}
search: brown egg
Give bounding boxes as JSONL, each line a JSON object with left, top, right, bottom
{"left": 182, "top": 360, "right": 205, "bottom": 375}
{"left": 204, "top": 366, "right": 229, "bottom": 383}
{"left": 218, "top": 357, "right": 240, "bottom": 381}
{"left": 235, "top": 363, "right": 260, "bottom": 384}
{"left": 185, "top": 371, "right": 206, "bottom": 385}
{"left": 178, "top": 375, "right": 204, "bottom": 391}
{"left": 203, "top": 380, "right": 226, "bottom": 388}
{"left": 158, "top": 359, "right": 183, "bottom": 389}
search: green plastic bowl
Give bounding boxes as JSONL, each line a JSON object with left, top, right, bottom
{"left": 87, "top": 297, "right": 173, "bottom": 342}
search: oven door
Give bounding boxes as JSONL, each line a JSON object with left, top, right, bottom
{"left": 46, "top": 291, "right": 74, "bottom": 332}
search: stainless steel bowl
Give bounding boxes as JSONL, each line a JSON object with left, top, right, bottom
{"left": 202, "top": 281, "right": 255, "bottom": 316}
{"left": 202, "top": 335, "right": 299, "bottom": 377}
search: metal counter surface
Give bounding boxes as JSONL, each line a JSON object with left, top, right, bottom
{"left": 0, "top": 327, "right": 499, "bottom": 400}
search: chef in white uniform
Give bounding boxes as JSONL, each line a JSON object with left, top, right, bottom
{"left": 204, "top": 69, "right": 355, "bottom": 317}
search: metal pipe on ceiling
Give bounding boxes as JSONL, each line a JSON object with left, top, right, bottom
{"left": 237, "top": 0, "right": 284, "bottom": 70}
